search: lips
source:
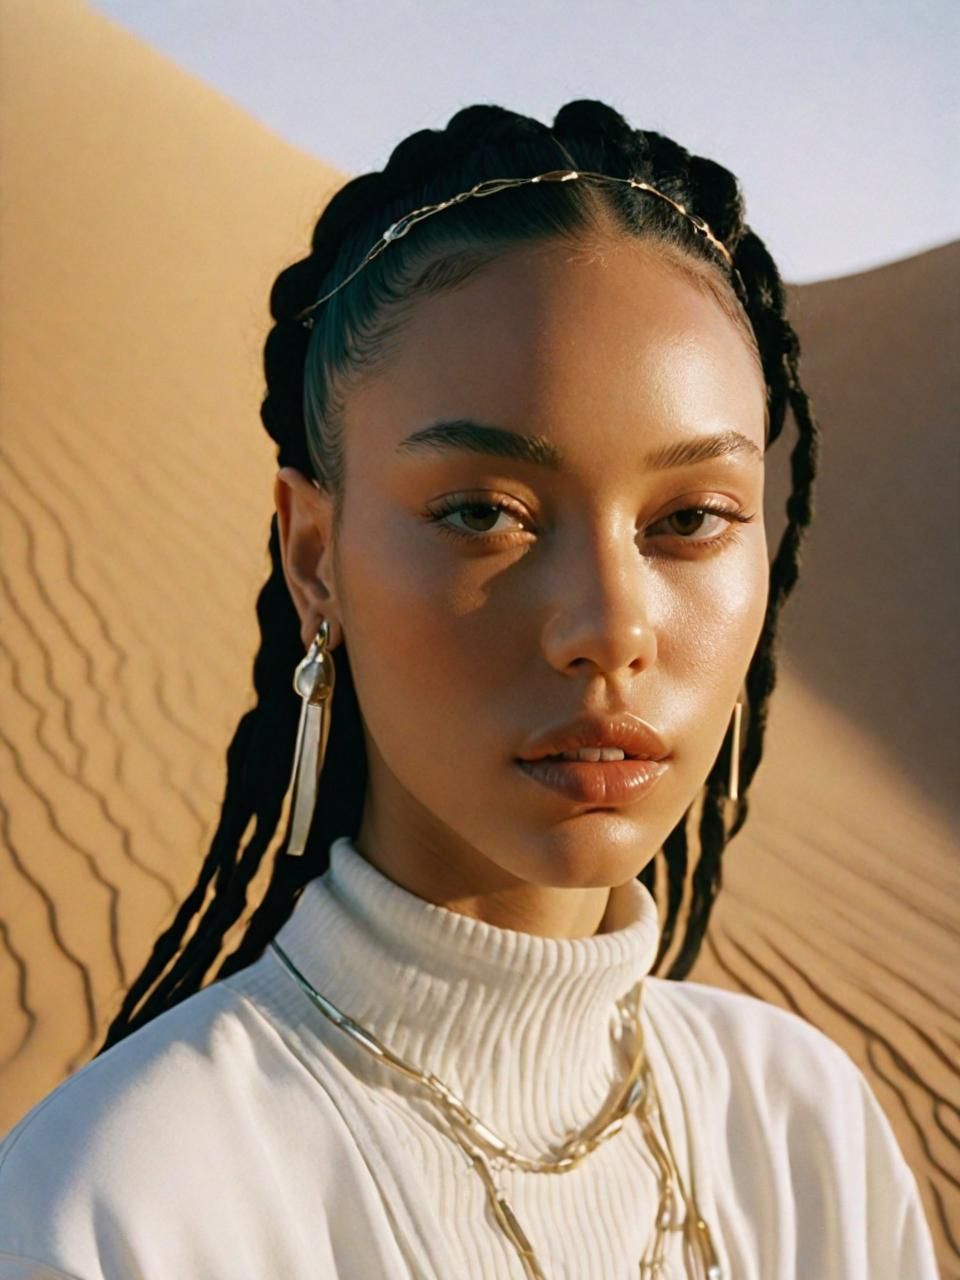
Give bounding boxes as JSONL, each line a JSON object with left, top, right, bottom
{"left": 516, "top": 712, "right": 670, "bottom": 764}
{"left": 514, "top": 711, "right": 671, "bottom": 806}
{"left": 514, "top": 756, "right": 670, "bottom": 805}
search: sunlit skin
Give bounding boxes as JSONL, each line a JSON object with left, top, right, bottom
{"left": 275, "top": 235, "right": 769, "bottom": 941}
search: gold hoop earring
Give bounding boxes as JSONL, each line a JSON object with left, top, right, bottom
{"left": 728, "top": 699, "right": 744, "bottom": 802}
{"left": 285, "top": 619, "right": 336, "bottom": 857}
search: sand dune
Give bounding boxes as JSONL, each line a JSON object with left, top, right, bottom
{"left": 779, "top": 244, "right": 960, "bottom": 815}
{"left": 1, "top": 0, "right": 957, "bottom": 1269}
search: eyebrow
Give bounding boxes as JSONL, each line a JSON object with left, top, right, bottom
{"left": 396, "top": 419, "right": 763, "bottom": 471}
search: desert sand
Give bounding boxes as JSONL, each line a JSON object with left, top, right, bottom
{"left": 1, "top": 0, "right": 957, "bottom": 1269}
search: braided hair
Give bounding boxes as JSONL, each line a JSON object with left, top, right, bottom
{"left": 99, "top": 98, "right": 820, "bottom": 1052}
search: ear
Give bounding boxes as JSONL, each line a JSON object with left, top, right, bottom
{"left": 274, "top": 467, "right": 342, "bottom": 651}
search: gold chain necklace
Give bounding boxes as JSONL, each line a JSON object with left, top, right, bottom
{"left": 269, "top": 939, "right": 723, "bottom": 1279}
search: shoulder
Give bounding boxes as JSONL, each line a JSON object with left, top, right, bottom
{"left": 0, "top": 982, "right": 264, "bottom": 1224}
{"left": 0, "top": 975, "right": 353, "bottom": 1275}
{"left": 645, "top": 973, "right": 860, "bottom": 1083}
{"left": 643, "top": 976, "right": 918, "bottom": 1182}
{"left": 644, "top": 974, "right": 883, "bottom": 1129}
{"left": 0, "top": 980, "right": 269, "bottom": 1174}
{"left": 643, "top": 977, "right": 939, "bottom": 1273}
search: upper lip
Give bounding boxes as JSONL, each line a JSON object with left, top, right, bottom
{"left": 516, "top": 712, "right": 671, "bottom": 762}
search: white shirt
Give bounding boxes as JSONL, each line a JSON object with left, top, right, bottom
{"left": 0, "top": 836, "right": 940, "bottom": 1279}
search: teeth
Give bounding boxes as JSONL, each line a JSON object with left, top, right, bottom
{"left": 554, "top": 747, "right": 627, "bottom": 762}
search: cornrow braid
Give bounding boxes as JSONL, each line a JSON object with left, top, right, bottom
{"left": 98, "top": 98, "right": 820, "bottom": 1051}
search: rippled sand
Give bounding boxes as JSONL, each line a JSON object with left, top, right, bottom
{"left": 1, "top": 0, "right": 956, "bottom": 1268}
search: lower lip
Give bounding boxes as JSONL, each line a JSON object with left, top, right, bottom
{"left": 514, "top": 757, "right": 670, "bottom": 805}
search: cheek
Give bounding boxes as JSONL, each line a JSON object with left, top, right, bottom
{"left": 334, "top": 506, "right": 505, "bottom": 747}
{"left": 661, "top": 533, "right": 769, "bottom": 761}
{"left": 672, "top": 543, "right": 767, "bottom": 671}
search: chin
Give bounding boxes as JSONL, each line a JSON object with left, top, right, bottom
{"left": 510, "top": 812, "right": 659, "bottom": 888}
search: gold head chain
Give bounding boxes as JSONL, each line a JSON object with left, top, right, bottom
{"left": 296, "top": 167, "right": 745, "bottom": 328}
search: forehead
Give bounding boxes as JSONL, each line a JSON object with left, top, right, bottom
{"left": 342, "top": 238, "right": 767, "bottom": 458}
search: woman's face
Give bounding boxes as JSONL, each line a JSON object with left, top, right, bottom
{"left": 278, "top": 235, "right": 769, "bottom": 935}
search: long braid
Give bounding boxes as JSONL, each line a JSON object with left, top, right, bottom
{"left": 99, "top": 99, "right": 822, "bottom": 1049}
{"left": 98, "top": 184, "right": 388, "bottom": 1049}
{"left": 143, "top": 524, "right": 304, "bottom": 1011}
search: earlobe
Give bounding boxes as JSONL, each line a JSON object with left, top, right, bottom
{"left": 273, "top": 468, "right": 340, "bottom": 648}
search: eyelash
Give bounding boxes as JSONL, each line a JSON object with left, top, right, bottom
{"left": 423, "top": 494, "right": 756, "bottom": 551}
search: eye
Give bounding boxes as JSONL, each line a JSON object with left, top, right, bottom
{"left": 423, "top": 494, "right": 532, "bottom": 542}
{"left": 648, "top": 503, "right": 756, "bottom": 548}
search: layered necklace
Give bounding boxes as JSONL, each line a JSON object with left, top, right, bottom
{"left": 269, "top": 938, "right": 723, "bottom": 1278}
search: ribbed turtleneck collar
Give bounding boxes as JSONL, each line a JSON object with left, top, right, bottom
{"left": 267, "top": 835, "right": 663, "bottom": 1153}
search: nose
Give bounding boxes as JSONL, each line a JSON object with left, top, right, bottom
{"left": 539, "top": 525, "right": 658, "bottom": 679}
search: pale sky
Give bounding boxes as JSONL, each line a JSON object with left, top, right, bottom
{"left": 91, "top": 0, "right": 958, "bottom": 284}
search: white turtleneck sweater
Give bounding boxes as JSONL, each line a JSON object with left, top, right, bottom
{"left": 0, "top": 837, "right": 939, "bottom": 1279}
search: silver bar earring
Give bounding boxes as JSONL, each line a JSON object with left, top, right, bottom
{"left": 286, "top": 619, "right": 336, "bottom": 857}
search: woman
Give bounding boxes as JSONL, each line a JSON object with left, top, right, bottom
{"left": 0, "top": 99, "right": 939, "bottom": 1279}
